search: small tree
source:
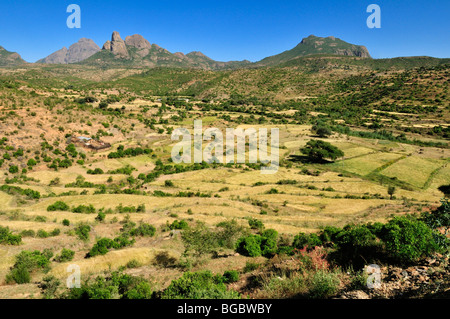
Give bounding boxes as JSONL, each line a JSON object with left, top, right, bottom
{"left": 300, "top": 140, "right": 344, "bottom": 162}
{"left": 388, "top": 186, "right": 396, "bottom": 200}
{"left": 312, "top": 125, "right": 332, "bottom": 138}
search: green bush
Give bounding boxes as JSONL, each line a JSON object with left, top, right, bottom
{"left": 62, "top": 219, "right": 70, "bottom": 226}
{"left": 96, "top": 212, "right": 106, "bottom": 222}
{"left": 6, "top": 250, "right": 53, "bottom": 284}
{"left": 222, "top": 270, "right": 240, "bottom": 283}
{"left": 293, "top": 233, "right": 322, "bottom": 250}
{"left": 168, "top": 220, "right": 189, "bottom": 230}
{"left": 54, "top": 248, "right": 75, "bottom": 263}
{"left": 72, "top": 204, "right": 96, "bottom": 214}
{"left": 248, "top": 218, "right": 264, "bottom": 231}
{"left": 47, "top": 201, "right": 70, "bottom": 212}
{"left": 86, "top": 236, "right": 135, "bottom": 258}
{"left": 379, "top": 216, "right": 439, "bottom": 263}
{"left": 62, "top": 271, "right": 152, "bottom": 299}
{"left": 75, "top": 224, "right": 91, "bottom": 241}
{"left": 129, "top": 223, "right": 156, "bottom": 237}
{"left": 0, "top": 226, "right": 22, "bottom": 245}
{"left": 421, "top": 199, "right": 450, "bottom": 229}
{"left": 161, "top": 271, "right": 240, "bottom": 299}
{"left": 236, "top": 235, "right": 262, "bottom": 257}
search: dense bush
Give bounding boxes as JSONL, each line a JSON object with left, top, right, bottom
{"left": 248, "top": 218, "right": 265, "bottom": 231}
{"left": 0, "top": 226, "right": 22, "bottom": 245}
{"left": 75, "top": 224, "right": 91, "bottom": 241}
{"left": 379, "top": 216, "right": 440, "bottom": 263}
{"left": 293, "top": 233, "right": 323, "bottom": 251}
{"left": 222, "top": 270, "right": 240, "bottom": 283}
{"left": 421, "top": 199, "right": 450, "bottom": 229}
{"left": 62, "top": 271, "right": 152, "bottom": 299}
{"left": 160, "top": 271, "right": 240, "bottom": 299}
{"left": 72, "top": 204, "right": 96, "bottom": 214}
{"left": 236, "top": 235, "right": 262, "bottom": 257}
{"left": 47, "top": 201, "right": 70, "bottom": 212}
{"left": 54, "top": 248, "right": 75, "bottom": 263}
{"left": 129, "top": 223, "right": 156, "bottom": 237}
{"left": 86, "top": 236, "right": 135, "bottom": 258}
{"left": 168, "top": 220, "right": 189, "bottom": 230}
{"left": 6, "top": 250, "right": 53, "bottom": 284}
{"left": 300, "top": 140, "right": 344, "bottom": 162}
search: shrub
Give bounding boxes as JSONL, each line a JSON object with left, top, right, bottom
{"left": 86, "top": 236, "right": 135, "bottom": 258}
{"left": 72, "top": 204, "right": 96, "bottom": 214}
{"left": 54, "top": 249, "right": 75, "bottom": 263}
{"left": 379, "top": 216, "right": 439, "bottom": 263}
{"left": 0, "top": 226, "right": 22, "bottom": 245}
{"left": 62, "top": 271, "right": 152, "bottom": 299}
{"left": 161, "top": 271, "right": 240, "bottom": 299}
{"left": 421, "top": 199, "right": 450, "bottom": 229}
{"left": 96, "top": 212, "right": 106, "bottom": 222}
{"left": 62, "top": 219, "right": 70, "bottom": 226}
{"left": 87, "top": 168, "right": 104, "bottom": 175}
{"left": 8, "top": 165, "right": 19, "bottom": 174}
{"left": 37, "top": 229, "right": 49, "bottom": 238}
{"left": 75, "top": 224, "right": 91, "bottom": 241}
{"left": 293, "top": 233, "right": 322, "bottom": 250}
{"left": 236, "top": 235, "right": 262, "bottom": 257}
{"left": 47, "top": 201, "right": 70, "bottom": 212}
{"left": 6, "top": 250, "right": 52, "bottom": 284}
{"left": 307, "top": 270, "right": 340, "bottom": 299}
{"left": 248, "top": 218, "right": 264, "bottom": 231}
{"left": 168, "top": 220, "right": 189, "bottom": 230}
{"left": 129, "top": 223, "right": 156, "bottom": 237}
{"left": 222, "top": 270, "right": 240, "bottom": 284}
{"left": 20, "top": 230, "right": 35, "bottom": 238}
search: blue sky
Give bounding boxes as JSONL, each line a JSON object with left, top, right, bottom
{"left": 0, "top": 0, "right": 449, "bottom": 63}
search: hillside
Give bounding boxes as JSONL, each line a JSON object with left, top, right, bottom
{"left": 256, "top": 35, "right": 372, "bottom": 67}
{"left": 0, "top": 46, "right": 26, "bottom": 66}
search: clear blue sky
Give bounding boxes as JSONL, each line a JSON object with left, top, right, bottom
{"left": 0, "top": 0, "right": 449, "bottom": 63}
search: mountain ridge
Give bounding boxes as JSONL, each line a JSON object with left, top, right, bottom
{"left": 34, "top": 31, "right": 372, "bottom": 70}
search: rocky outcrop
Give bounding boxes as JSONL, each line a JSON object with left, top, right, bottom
{"left": 111, "top": 31, "right": 128, "bottom": 57}
{"left": 125, "top": 34, "right": 151, "bottom": 50}
{"left": 104, "top": 31, "right": 129, "bottom": 58}
{"left": 38, "top": 38, "right": 100, "bottom": 64}
{"left": 125, "top": 34, "right": 151, "bottom": 57}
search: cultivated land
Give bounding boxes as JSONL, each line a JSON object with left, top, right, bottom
{"left": 0, "top": 54, "right": 449, "bottom": 299}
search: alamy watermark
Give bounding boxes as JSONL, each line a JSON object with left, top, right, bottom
{"left": 171, "top": 120, "right": 280, "bottom": 174}
{"left": 367, "top": 4, "right": 381, "bottom": 29}
{"left": 366, "top": 264, "right": 382, "bottom": 289}
{"left": 66, "top": 264, "right": 81, "bottom": 288}
{"left": 67, "top": 4, "right": 81, "bottom": 29}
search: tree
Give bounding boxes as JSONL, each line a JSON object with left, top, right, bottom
{"left": 312, "top": 125, "right": 332, "bottom": 138}
{"left": 300, "top": 140, "right": 344, "bottom": 162}
{"left": 388, "top": 186, "right": 396, "bottom": 200}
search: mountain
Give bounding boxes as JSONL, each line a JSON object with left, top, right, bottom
{"left": 81, "top": 31, "right": 251, "bottom": 70}
{"left": 37, "top": 38, "right": 100, "bottom": 64}
{"left": 0, "top": 46, "right": 26, "bottom": 66}
{"left": 256, "top": 35, "right": 371, "bottom": 67}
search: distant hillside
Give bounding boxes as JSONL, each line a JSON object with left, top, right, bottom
{"left": 0, "top": 46, "right": 26, "bottom": 66}
{"left": 37, "top": 38, "right": 100, "bottom": 64}
{"left": 81, "top": 31, "right": 251, "bottom": 70}
{"left": 256, "top": 35, "right": 371, "bottom": 67}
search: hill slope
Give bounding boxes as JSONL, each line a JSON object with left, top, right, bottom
{"left": 256, "top": 35, "right": 371, "bottom": 67}
{"left": 0, "top": 46, "right": 26, "bottom": 66}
